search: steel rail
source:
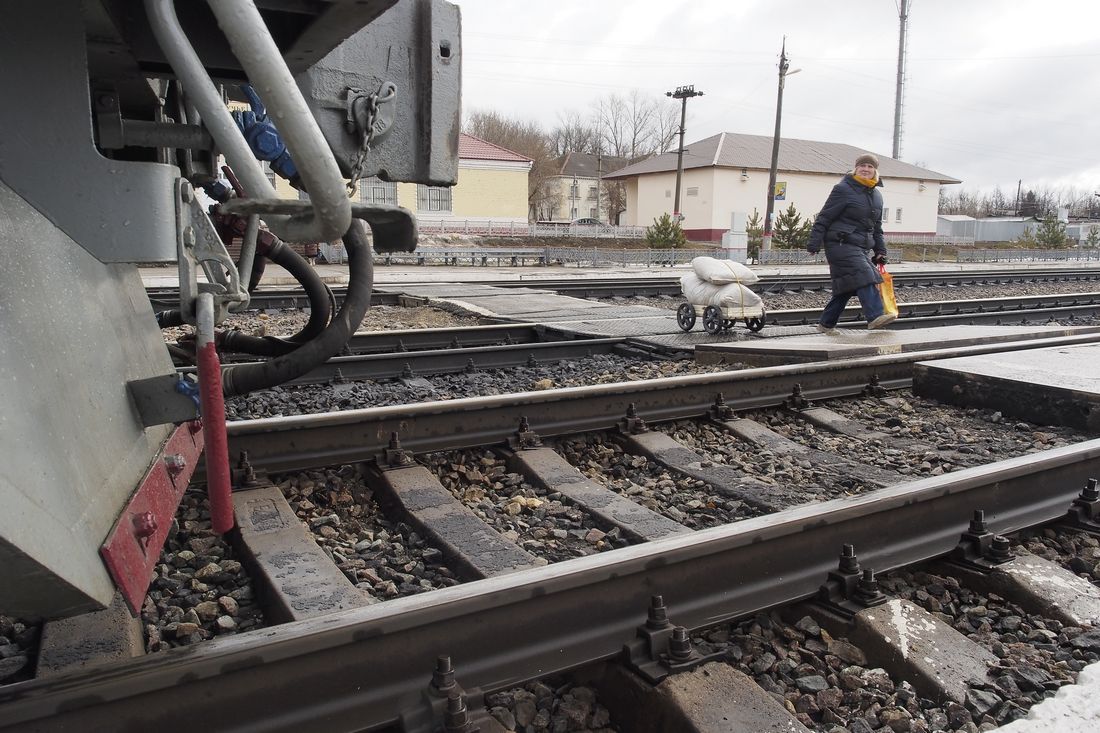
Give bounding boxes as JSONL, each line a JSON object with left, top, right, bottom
{"left": 222, "top": 332, "right": 1100, "bottom": 473}
{"left": 143, "top": 267, "right": 1100, "bottom": 306}
{"left": 767, "top": 294, "right": 1100, "bottom": 328}
{"left": 4, "top": 438, "right": 1099, "bottom": 732}
{"left": 179, "top": 337, "right": 632, "bottom": 385}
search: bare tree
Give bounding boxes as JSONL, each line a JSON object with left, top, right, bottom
{"left": 549, "top": 111, "right": 599, "bottom": 157}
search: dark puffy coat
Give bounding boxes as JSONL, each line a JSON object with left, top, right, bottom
{"left": 807, "top": 175, "right": 887, "bottom": 293}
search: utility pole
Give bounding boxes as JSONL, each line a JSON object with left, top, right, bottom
{"left": 665, "top": 84, "right": 703, "bottom": 223}
{"left": 596, "top": 149, "right": 603, "bottom": 223}
{"left": 763, "top": 39, "right": 798, "bottom": 252}
{"left": 892, "top": 0, "right": 910, "bottom": 160}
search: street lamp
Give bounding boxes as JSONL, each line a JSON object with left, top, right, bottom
{"left": 571, "top": 176, "right": 578, "bottom": 220}
{"left": 763, "top": 39, "right": 800, "bottom": 252}
{"left": 665, "top": 84, "right": 704, "bottom": 223}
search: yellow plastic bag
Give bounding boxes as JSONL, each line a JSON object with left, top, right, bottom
{"left": 877, "top": 265, "right": 898, "bottom": 317}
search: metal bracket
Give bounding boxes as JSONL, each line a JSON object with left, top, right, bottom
{"left": 1062, "top": 478, "right": 1100, "bottom": 535}
{"left": 622, "top": 596, "right": 725, "bottom": 684}
{"left": 945, "top": 510, "right": 1014, "bottom": 573}
{"left": 814, "top": 545, "right": 887, "bottom": 619}
{"left": 378, "top": 432, "right": 415, "bottom": 471}
{"left": 507, "top": 417, "right": 543, "bottom": 450}
{"left": 127, "top": 373, "right": 204, "bottom": 427}
{"left": 708, "top": 393, "right": 736, "bottom": 421}
{"left": 399, "top": 656, "right": 504, "bottom": 733}
{"left": 862, "top": 373, "right": 888, "bottom": 398}
{"left": 618, "top": 403, "right": 649, "bottom": 435}
{"left": 784, "top": 383, "right": 809, "bottom": 410}
{"left": 218, "top": 198, "right": 418, "bottom": 253}
{"left": 176, "top": 178, "right": 247, "bottom": 325}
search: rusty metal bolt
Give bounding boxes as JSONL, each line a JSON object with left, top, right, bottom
{"left": 132, "top": 511, "right": 158, "bottom": 539}
{"left": 164, "top": 454, "right": 187, "bottom": 477}
{"left": 1082, "top": 478, "right": 1099, "bottom": 502}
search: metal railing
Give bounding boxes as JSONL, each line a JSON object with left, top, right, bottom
{"left": 415, "top": 219, "right": 647, "bottom": 239}
{"left": 371, "top": 246, "right": 722, "bottom": 267}
{"left": 957, "top": 248, "right": 1100, "bottom": 263}
{"left": 757, "top": 247, "right": 903, "bottom": 265}
{"left": 884, "top": 234, "right": 976, "bottom": 246}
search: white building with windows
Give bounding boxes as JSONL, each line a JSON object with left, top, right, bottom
{"left": 604, "top": 132, "right": 960, "bottom": 242}
{"left": 540, "top": 152, "right": 629, "bottom": 223}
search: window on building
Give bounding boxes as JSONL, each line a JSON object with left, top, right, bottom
{"left": 589, "top": 207, "right": 597, "bottom": 218}
{"left": 569, "top": 184, "right": 579, "bottom": 197}
{"left": 417, "top": 184, "right": 452, "bottom": 212}
{"left": 882, "top": 208, "right": 889, "bottom": 223}
{"left": 587, "top": 185, "right": 597, "bottom": 200}
{"left": 360, "top": 176, "right": 397, "bottom": 206}
{"left": 895, "top": 208, "right": 903, "bottom": 223}
{"left": 686, "top": 187, "right": 699, "bottom": 197}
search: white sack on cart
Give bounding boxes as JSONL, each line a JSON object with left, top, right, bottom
{"left": 680, "top": 273, "right": 763, "bottom": 308}
{"left": 691, "top": 256, "right": 760, "bottom": 285}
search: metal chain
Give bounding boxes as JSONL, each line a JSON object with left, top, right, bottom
{"left": 346, "top": 92, "right": 380, "bottom": 197}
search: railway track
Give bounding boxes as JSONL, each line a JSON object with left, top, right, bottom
{"left": 5, "top": 336, "right": 1100, "bottom": 732}
{"left": 143, "top": 266, "right": 1100, "bottom": 310}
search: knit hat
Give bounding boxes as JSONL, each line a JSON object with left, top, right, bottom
{"left": 854, "top": 153, "right": 880, "bottom": 169}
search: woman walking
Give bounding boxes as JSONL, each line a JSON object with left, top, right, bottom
{"left": 807, "top": 153, "right": 895, "bottom": 330}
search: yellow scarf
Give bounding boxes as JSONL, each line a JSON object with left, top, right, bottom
{"left": 853, "top": 173, "right": 879, "bottom": 188}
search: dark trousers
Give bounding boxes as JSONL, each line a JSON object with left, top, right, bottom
{"left": 819, "top": 283, "right": 884, "bottom": 328}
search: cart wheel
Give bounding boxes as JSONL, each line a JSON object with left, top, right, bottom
{"left": 722, "top": 319, "right": 735, "bottom": 331}
{"left": 703, "top": 306, "right": 723, "bottom": 335}
{"left": 745, "top": 315, "right": 766, "bottom": 332}
{"left": 676, "top": 303, "right": 696, "bottom": 331}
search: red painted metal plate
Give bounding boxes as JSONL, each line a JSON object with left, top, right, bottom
{"left": 100, "top": 422, "right": 204, "bottom": 615}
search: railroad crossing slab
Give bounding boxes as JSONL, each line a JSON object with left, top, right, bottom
{"left": 233, "top": 485, "right": 370, "bottom": 622}
{"left": 912, "top": 342, "right": 1100, "bottom": 431}
{"left": 695, "top": 325, "right": 1100, "bottom": 367}
{"left": 506, "top": 447, "right": 690, "bottom": 542}
{"left": 935, "top": 550, "right": 1100, "bottom": 629}
{"left": 366, "top": 463, "right": 542, "bottom": 578}
{"left": 596, "top": 662, "right": 812, "bottom": 732}
{"left": 851, "top": 598, "right": 998, "bottom": 705}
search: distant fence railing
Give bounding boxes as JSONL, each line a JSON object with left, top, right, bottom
{"left": 369, "top": 246, "right": 721, "bottom": 267}
{"left": 757, "top": 247, "right": 903, "bottom": 265}
{"left": 884, "top": 234, "right": 976, "bottom": 246}
{"left": 957, "top": 248, "right": 1100, "bottom": 263}
{"left": 415, "top": 219, "right": 647, "bottom": 239}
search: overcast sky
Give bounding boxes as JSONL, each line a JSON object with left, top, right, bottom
{"left": 454, "top": 0, "right": 1100, "bottom": 197}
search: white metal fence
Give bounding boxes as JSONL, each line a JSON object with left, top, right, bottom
{"left": 416, "top": 219, "right": 647, "bottom": 239}
{"left": 884, "top": 234, "right": 976, "bottom": 246}
{"left": 957, "top": 248, "right": 1100, "bottom": 262}
{"left": 371, "top": 246, "right": 722, "bottom": 267}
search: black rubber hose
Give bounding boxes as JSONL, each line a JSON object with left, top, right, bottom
{"left": 218, "top": 238, "right": 333, "bottom": 356}
{"left": 221, "top": 219, "right": 372, "bottom": 397}
{"left": 156, "top": 310, "right": 187, "bottom": 328}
